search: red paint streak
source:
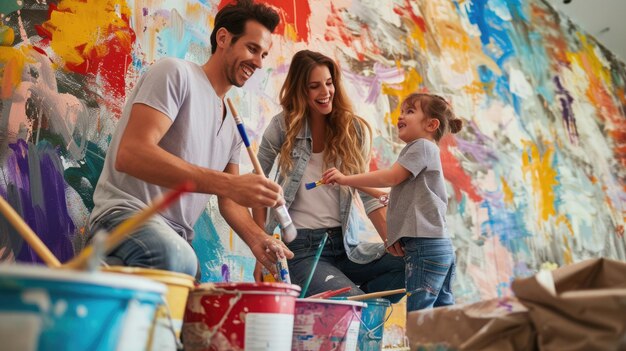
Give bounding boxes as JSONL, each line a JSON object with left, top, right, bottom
{"left": 394, "top": 0, "right": 426, "bottom": 32}
{"left": 158, "top": 181, "right": 196, "bottom": 211}
{"left": 440, "top": 135, "right": 482, "bottom": 203}
{"left": 530, "top": 4, "right": 569, "bottom": 67}
{"left": 31, "top": 46, "right": 48, "bottom": 56}
{"left": 323, "top": 3, "right": 381, "bottom": 61}
{"left": 369, "top": 157, "right": 380, "bottom": 172}
{"left": 325, "top": 3, "right": 354, "bottom": 47}
{"left": 218, "top": 0, "right": 311, "bottom": 42}
{"left": 38, "top": 3, "right": 136, "bottom": 116}
{"left": 579, "top": 54, "right": 626, "bottom": 167}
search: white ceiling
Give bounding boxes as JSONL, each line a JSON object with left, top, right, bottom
{"left": 547, "top": 0, "right": 626, "bottom": 63}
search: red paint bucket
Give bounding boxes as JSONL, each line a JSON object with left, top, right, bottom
{"left": 182, "top": 282, "right": 300, "bottom": 351}
{"left": 292, "top": 298, "right": 366, "bottom": 351}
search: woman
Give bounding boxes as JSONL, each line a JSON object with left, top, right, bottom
{"left": 253, "top": 50, "right": 405, "bottom": 300}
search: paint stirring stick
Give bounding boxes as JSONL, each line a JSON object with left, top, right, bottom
{"left": 346, "top": 288, "right": 407, "bottom": 301}
{"left": 225, "top": 98, "right": 297, "bottom": 244}
{"left": 0, "top": 195, "right": 62, "bottom": 267}
{"left": 304, "top": 180, "right": 324, "bottom": 190}
{"left": 299, "top": 232, "right": 329, "bottom": 298}
{"left": 64, "top": 181, "right": 195, "bottom": 270}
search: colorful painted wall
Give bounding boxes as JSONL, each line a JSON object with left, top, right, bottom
{"left": 1, "top": 0, "right": 625, "bottom": 303}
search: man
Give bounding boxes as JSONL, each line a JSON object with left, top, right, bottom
{"left": 88, "top": 0, "right": 292, "bottom": 277}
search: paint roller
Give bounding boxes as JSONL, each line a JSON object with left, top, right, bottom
{"left": 226, "top": 98, "right": 297, "bottom": 243}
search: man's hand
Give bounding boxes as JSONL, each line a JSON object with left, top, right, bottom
{"left": 253, "top": 261, "right": 264, "bottom": 282}
{"left": 249, "top": 235, "right": 294, "bottom": 275}
{"left": 228, "top": 173, "right": 285, "bottom": 208}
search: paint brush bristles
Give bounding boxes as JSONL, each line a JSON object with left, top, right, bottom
{"left": 305, "top": 180, "right": 324, "bottom": 190}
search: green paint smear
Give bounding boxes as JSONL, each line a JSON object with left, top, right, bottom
{"left": 64, "top": 142, "right": 106, "bottom": 211}
{"left": 0, "top": 2, "right": 22, "bottom": 16}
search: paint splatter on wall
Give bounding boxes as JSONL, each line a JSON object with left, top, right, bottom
{"left": 0, "top": 0, "right": 624, "bottom": 303}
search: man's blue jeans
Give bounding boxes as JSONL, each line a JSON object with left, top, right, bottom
{"left": 88, "top": 210, "right": 198, "bottom": 277}
{"left": 402, "top": 237, "right": 456, "bottom": 312}
{"left": 286, "top": 227, "right": 405, "bottom": 302}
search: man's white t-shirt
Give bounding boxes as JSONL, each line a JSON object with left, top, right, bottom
{"left": 90, "top": 58, "right": 242, "bottom": 241}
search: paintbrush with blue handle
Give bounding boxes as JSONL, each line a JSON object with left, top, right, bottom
{"left": 305, "top": 179, "right": 324, "bottom": 190}
{"left": 226, "top": 98, "right": 297, "bottom": 244}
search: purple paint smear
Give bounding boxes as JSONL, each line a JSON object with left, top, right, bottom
{"left": 553, "top": 75, "right": 579, "bottom": 144}
{"left": 3, "top": 140, "right": 75, "bottom": 264}
{"left": 221, "top": 264, "right": 230, "bottom": 282}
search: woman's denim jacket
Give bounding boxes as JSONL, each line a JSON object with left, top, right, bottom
{"left": 257, "top": 112, "right": 386, "bottom": 264}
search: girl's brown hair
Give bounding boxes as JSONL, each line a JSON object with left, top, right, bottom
{"left": 278, "top": 50, "right": 372, "bottom": 176}
{"left": 401, "top": 93, "right": 463, "bottom": 141}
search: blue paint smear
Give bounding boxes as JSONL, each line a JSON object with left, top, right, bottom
{"left": 160, "top": 22, "right": 210, "bottom": 60}
{"left": 192, "top": 211, "right": 226, "bottom": 283}
{"left": 192, "top": 211, "right": 257, "bottom": 283}
{"left": 466, "top": 0, "right": 554, "bottom": 113}
{"left": 480, "top": 199, "right": 532, "bottom": 257}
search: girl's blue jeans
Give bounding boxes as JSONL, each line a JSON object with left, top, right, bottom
{"left": 402, "top": 237, "right": 456, "bottom": 312}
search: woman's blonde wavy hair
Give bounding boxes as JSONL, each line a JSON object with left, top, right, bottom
{"left": 278, "top": 50, "right": 372, "bottom": 177}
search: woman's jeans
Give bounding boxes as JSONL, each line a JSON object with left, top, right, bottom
{"left": 287, "top": 227, "right": 405, "bottom": 302}
{"left": 402, "top": 237, "right": 456, "bottom": 312}
{"left": 88, "top": 210, "right": 198, "bottom": 277}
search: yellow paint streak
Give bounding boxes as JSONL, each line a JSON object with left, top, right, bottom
{"left": 566, "top": 34, "right": 619, "bottom": 119}
{"left": 184, "top": 3, "right": 205, "bottom": 22}
{"left": 41, "top": 0, "right": 132, "bottom": 68}
{"left": 229, "top": 228, "right": 234, "bottom": 252}
{"left": 283, "top": 23, "right": 299, "bottom": 43}
{"left": 561, "top": 233, "right": 573, "bottom": 265}
{"left": 420, "top": 1, "right": 498, "bottom": 78}
{"left": 570, "top": 34, "right": 611, "bottom": 85}
{"left": 521, "top": 141, "right": 558, "bottom": 222}
{"left": 0, "top": 25, "right": 15, "bottom": 46}
{"left": 0, "top": 45, "right": 31, "bottom": 99}
{"left": 555, "top": 214, "right": 574, "bottom": 237}
{"left": 500, "top": 176, "right": 514, "bottom": 206}
{"left": 381, "top": 68, "right": 422, "bottom": 125}
{"left": 407, "top": 20, "right": 426, "bottom": 52}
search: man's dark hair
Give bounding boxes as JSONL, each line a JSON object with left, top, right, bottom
{"left": 210, "top": 0, "right": 280, "bottom": 54}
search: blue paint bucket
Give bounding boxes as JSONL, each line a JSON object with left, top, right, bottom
{"left": 332, "top": 297, "right": 392, "bottom": 351}
{"left": 0, "top": 264, "right": 166, "bottom": 351}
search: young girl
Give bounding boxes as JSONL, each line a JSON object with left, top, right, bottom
{"left": 322, "top": 93, "right": 463, "bottom": 311}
